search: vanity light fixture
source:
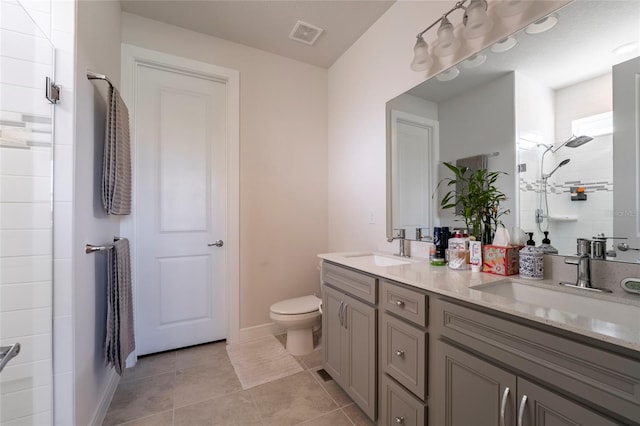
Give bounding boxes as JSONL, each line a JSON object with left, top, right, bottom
{"left": 491, "top": 35, "right": 518, "bottom": 53}
{"left": 525, "top": 14, "right": 558, "bottom": 35}
{"left": 410, "top": 0, "right": 493, "bottom": 71}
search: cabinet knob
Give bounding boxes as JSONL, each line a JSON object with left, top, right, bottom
{"left": 394, "top": 350, "right": 405, "bottom": 357}
{"left": 395, "top": 300, "right": 405, "bottom": 307}
{"left": 395, "top": 416, "right": 405, "bottom": 424}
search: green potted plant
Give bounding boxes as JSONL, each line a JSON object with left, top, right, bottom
{"left": 437, "top": 162, "right": 510, "bottom": 244}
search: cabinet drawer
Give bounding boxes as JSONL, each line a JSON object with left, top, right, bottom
{"left": 379, "top": 374, "right": 426, "bottom": 426}
{"left": 380, "top": 313, "right": 427, "bottom": 400}
{"left": 381, "top": 280, "right": 428, "bottom": 327}
{"left": 322, "top": 261, "right": 377, "bottom": 304}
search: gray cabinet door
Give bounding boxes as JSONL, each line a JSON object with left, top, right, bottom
{"left": 516, "top": 378, "right": 619, "bottom": 426}
{"left": 435, "top": 342, "right": 517, "bottom": 426}
{"left": 343, "top": 291, "right": 377, "bottom": 421}
{"left": 322, "top": 285, "right": 377, "bottom": 421}
{"left": 323, "top": 285, "right": 345, "bottom": 383}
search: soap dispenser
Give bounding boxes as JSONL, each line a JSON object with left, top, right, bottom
{"left": 538, "top": 231, "right": 559, "bottom": 254}
{"left": 519, "top": 232, "right": 544, "bottom": 280}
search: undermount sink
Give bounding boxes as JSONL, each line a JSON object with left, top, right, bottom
{"left": 342, "top": 253, "right": 411, "bottom": 267}
{"left": 472, "top": 281, "right": 638, "bottom": 327}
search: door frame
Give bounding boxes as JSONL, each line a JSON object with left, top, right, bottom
{"left": 388, "top": 109, "right": 439, "bottom": 238}
{"left": 120, "top": 44, "right": 240, "bottom": 363}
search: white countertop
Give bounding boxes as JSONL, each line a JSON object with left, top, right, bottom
{"left": 319, "top": 252, "right": 640, "bottom": 353}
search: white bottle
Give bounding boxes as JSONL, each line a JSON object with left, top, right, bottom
{"left": 469, "top": 240, "right": 482, "bottom": 272}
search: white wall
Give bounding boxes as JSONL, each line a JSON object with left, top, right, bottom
{"left": 121, "top": 12, "right": 328, "bottom": 331}
{"left": 74, "top": 1, "right": 123, "bottom": 424}
{"left": 327, "top": 0, "right": 570, "bottom": 252}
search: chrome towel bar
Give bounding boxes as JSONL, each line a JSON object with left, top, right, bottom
{"left": 85, "top": 237, "right": 122, "bottom": 254}
{"left": 87, "top": 70, "right": 114, "bottom": 89}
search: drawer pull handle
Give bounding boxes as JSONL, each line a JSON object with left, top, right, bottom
{"left": 500, "top": 386, "right": 510, "bottom": 426}
{"left": 395, "top": 300, "right": 405, "bottom": 307}
{"left": 394, "top": 350, "right": 405, "bottom": 357}
{"left": 517, "top": 395, "right": 528, "bottom": 426}
{"left": 395, "top": 416, "right": 405, "bottom": 424}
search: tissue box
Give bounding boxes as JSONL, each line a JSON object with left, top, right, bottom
{"left": 482, "top": 245, "right": 522, "bottom": 276}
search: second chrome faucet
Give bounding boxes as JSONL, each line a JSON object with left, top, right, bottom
{"left": 560, "top": 238, "right": 612, "bottom": 293}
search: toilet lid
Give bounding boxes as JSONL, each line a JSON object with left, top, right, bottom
{"left": 271, "top": 295, "right": 321, "bottom": 315}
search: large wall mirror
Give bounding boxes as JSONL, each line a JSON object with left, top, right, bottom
{"left": 387, "top": 0, "right": 640, "bottom": 263}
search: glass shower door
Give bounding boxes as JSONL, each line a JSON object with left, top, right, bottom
{"left": 0, "top": 0, "right": 55, "bottom": 424}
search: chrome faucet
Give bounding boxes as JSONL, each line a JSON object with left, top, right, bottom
{"left": 560, "top": 238, "right": 611, "bottom": 293}
{"left": 388, "top": 228, "right": 410, "bottom": 258}
{"left": 563, "top": 254, "right": 592, "bottom": 288}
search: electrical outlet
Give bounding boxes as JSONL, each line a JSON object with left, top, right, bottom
{"left": 368, "top": 210, "right": 376, "bottom": 224}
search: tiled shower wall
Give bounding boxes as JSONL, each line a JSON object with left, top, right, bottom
{"left": 519, "top": 134, "right": 614, "bottom": 254}
{"left": 518, "top": 73, "right": 614, "bottom": 255}
{"left": 0, "top": 0, "right": 75, "bottom": 424}
{"left": 0, "top": 0, "right": 54, "bottom": 423}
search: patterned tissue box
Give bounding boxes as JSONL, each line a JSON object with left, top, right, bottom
{"left": 482, "top": 245, "right": 522, "bottom": 276}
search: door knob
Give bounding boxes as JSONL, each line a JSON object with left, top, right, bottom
{"left": 208, "top": 240, "right": 224, "bottom": 247}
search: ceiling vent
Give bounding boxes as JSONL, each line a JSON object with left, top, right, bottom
{"left": 288, "top": 20, "right": 323, "bottom": 46}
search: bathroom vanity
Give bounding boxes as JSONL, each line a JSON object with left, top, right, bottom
{"left": 319, "top": 253, "right": 640, "bottom": 425}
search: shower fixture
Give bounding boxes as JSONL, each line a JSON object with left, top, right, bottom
{"left": 535, "top": 135, "right": 593, "bottom": 232}
{"left": 542, "top": 158, "right": 570, "bottom": 180}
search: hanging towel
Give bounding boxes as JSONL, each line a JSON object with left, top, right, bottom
{"left": 455, "top": 154, "right": 488, "bottom": 216}
{"left": 102, "top": 86, "right": 132, "bottom": 215}
{"left": 104, "top": 238, "right": 135, "bottom": 376}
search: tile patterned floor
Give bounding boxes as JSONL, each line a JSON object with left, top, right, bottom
{"left": 103, "top": 337, "right": 375, "bottom": 425}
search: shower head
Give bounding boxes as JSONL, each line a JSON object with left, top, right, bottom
{"left": 546, "top": 135, "right": 593, "bottom": 154}
{"left": 565, "top": 135, "right": 593, "bottom": 148}
{"left": 543, "top": 158, "right": 570, "bottom": 179}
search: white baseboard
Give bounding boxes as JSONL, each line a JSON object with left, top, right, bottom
{"left": 237, "top": 322, "right": 284, "bottom": 343}
{"left": 90, "top": 368, "right": 120, "bottom": 426}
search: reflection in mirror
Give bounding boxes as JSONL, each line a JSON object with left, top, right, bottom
{"left": 386, "top": 1, "right": 640, "bottom": 262}
{"left": 387, "top": 109, "right": 437, "bottom": 241}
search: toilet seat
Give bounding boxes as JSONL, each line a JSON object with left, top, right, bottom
{"left": 270, "top": 295, "right": 320, "bottom": 315}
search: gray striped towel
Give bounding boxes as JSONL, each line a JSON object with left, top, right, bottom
{"left": 105, "top": 238, "right": 135, "bottom": 375}
{"left": 102, "top": 86, "right": 132, "bottom": 215}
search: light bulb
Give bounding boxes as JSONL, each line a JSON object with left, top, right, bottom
{"left": 434, "top": 17, "right": 461, "bottom": 57}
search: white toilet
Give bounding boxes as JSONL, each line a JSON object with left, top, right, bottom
{"left": 270, "top": 295, "right": 321, "bottom": 356}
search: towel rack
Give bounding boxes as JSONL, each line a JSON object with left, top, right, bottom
{"left": 87, "top": 70, "right": 114, "bottom": 89}
{"left": 85, "top": 237, "right": 122, "bottom": 254}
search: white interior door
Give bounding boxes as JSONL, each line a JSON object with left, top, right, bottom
{"left": 390, "top": 110, "right": 438, "bottom": 236}
{"left": 133, "top": 62, "right": 229, "bottom": 355}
